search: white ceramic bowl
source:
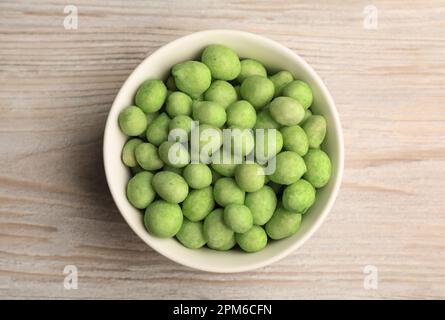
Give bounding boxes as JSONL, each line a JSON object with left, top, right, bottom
{"left": 103, "top": 30, "right": 344, "bottom": 273}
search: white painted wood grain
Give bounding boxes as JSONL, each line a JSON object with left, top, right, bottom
{"left": 0, "top": 0, "right": 444, "bottom": 299}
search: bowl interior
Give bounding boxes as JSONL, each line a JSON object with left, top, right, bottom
{"left": 104, "top": 30, "right": 343, "bottom": 273}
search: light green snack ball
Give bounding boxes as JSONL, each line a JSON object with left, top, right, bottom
{"left": 303, "top": 149, "right": 332, "bottom": 188}
{"left": 203, "top": 208, "right": 236, "bottom": 251}
{"left": 163, "top": 165, "right": 183, "bottom": 176}
{"left": 201, "top": 44, "right": 241, "bottom": 81}
{"left": 135, "top": 79, "right": 167, "bottom": 113}
{"left": 193, "top": 101, "right": 226, "bottom": 128}
{"left": 172, "top": 61, "right": 212, "bottom": 98}
{"left": 236, "top": 226, "right": 268, "bottom": 253}
{"left": 152, "top": 171, "right": 189, "bottom": 203}
{"left": 168, "top": 115, "right": 194, "bottom": 143}
{"left": 146, "top": 112, "right": 170, "bottom": 146}
{"left": 182, "top": 186, "right": 215, "bottom": 222}
{"left": 213, "top": 177, "right": 245, "bottom": 207}
{"left": 265, "top": 207, "right": 302, "bottom": 240}
{"left": 302, "top": 109, "right": 312, "bottom": 123}
{"left": 228, "top": 129, "right": 255, "bottom": 156}
{"left": 269, "top": 96, "right": 305, "bottom": 126}
{"left": 126, "top": 172, "right": 155, "bottom": 209}
{"left": 237, "top": 59, "right": 267, "bottom": 83}
{"left": 226, "top": 100, "right": 257, "bottom": 129}
{"left": 302, "top": 115, "right": 327, "bottom": 148}
{"left": 158, "top": 141, "right": 190, "bottom": 168}
{"left": 144, "top": 200, "right": 183, "bottom": 238}
{"left": 235, "top": 163, "right": 265, "bottom": 193}
{"left": 166, "top": 76, "right": 176, "bottom": 91}
{"left": 166, "top": 91, "right": 193, "bottom": 117}
{"left": 223, "top": 204, "right": 253, "bottom": 233}
{"left": 254, "top": 106, "right": 281, "bottom": 130}
{"left": 122, "top": 138, "right": 143, "bottom": 167}
{"left": 134, "top": 142, "right": 164, "bottom": 171}
{"left": 280, "top": 125, "right": 309, "bottom": 156}
{"left": 269, "top": 70, "right": 294, "bottom": 97}
{"left": 183, "top": 163, "right": 212, "bottom": 189}
{"left": 197, "top": 124, "right": 223, "bottom": 158}
{"left": 283, "top": 179, "right": 316, "bottom": 213}
{"left": 282, "top": 80, "right": 313, "bottom": 109}
{"left": 176, "top": 219, "right": 207, "bottom": 249}
{"left": 210, "top": 148, "right": 239, "bottom": 177}
{"left": 204, "top": 80, "right": 237, "bottom": 109}
{"left": 245, "top": 185, "right": 277, "bottom": 225}
{"left": 240, "top": 75, "right": 275, "bottom": 109}
{"left": 254, "top": 129, "right": 283, "bottom": 162}
{"left": 118, "top": 106, "right": 148, "bottom": 136}
{"left": 270, "top": 151, "right": 307, "bottom": 185}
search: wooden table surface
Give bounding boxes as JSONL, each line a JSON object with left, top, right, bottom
{"left": 1, "top": 0, "right": 444, "bottom": 299}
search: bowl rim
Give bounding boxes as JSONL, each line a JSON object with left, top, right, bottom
{"left": 103, "top": 29, "right": 344, "bottom": 273}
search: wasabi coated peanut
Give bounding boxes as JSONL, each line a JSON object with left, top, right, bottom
{"left": 265, "top": 207, "right": 302, "bottom": 240}
{"left": 118, "top": 106, "right": 147, "bottom": 136}
{"left": 269, "top": 70, "right": 293, "bottom": 97}
{"left": 158, "top": 141, "right": 190, "bottom": 168}
{"left": 283, "top": 179, "right": 316, "bottom": 213}
{"left": 254, "top": 129, "right": 283, "bottom": 162}
{"left": 282, "top": 80, "right": 313, "bottom": 109}
{"left": 166, "top": 91, "right": 193, "bottom": 117}
{"left": 152, "top": 171, "right": 189, "bottom": 203}
{"left": 126, "top": 172, "right": 155, "bottom": 209}
{"left": 236, "top": 225, "right": 268, "bottom": 253}
{"left": 245, "top": 186, "right": 277, "bottom": 225}
{"left": 303, "top": 149, "right": 332, "bottom": 188}
{"left": 135, "top": 79, "right": 167, "bottom": 113}
{"left": 122, "top": 138, "right": 143, "bottom": 167}
{"left": 146, "top": 112, "right": 170, "bottom": 146}
{"left": 254, "top": 107, "right": 281, "bottom": 130}
{"left": 193, "top": 101, "right": 227, "bottom": 128}
{"left": 280, "top": 125, "right": 309, "bottom": 156}
{"left": 182, "top": 186, "right": 215, "bottom": 221}
{"left": 203, "top": 208, "right": 236, "bottom": 251}
{"left": 226, "top": 100, "right": 257, "bottom": 129}
{"left": 224, "top": 204, "right": 253, "bottom": 233}
{"left": 204, "top": 80, "right": 237, "bottom": 109}
{"left": 169, "top": 115, "right": 194, "bottom": 143}
{"left": 228, "top": 129, "right": 255, "bottom": 157}
{"left": 269, "top": 96, "right": 305, "bottom": 126}
{"left": 240, "top": 75, "right": 275, "bottom": 109}
{"left": 210, "top": 148, "right": 239, "bottom": 177}
{"left": 235, "top": 163, "right": 265, "bottom": 193}
{"left": 144, "top": 200, "right": 183, "bottom": 238}
{"left": 176, "top": 219, "right": 207, "bottom": 249}
{"left": 134, "top": 142, "right": 164, "bottom": 171}
{"left": 172, "top": 61, "right": 212, "bottom": 98}
{"left": 303, "top": 115, "right": 327, "bottom": 148}
{"left": 237, "top": 59, "right": 267, "bottom": 83}
{"left": 213, "top": 177, "right": 245, "bottom": 207}
{"left": 201, "top": 44, "right": 241, "bottom": 81}
{"left": 270, "top": 151, "right": 307, "bottom": 185}
{"left": 183, "top": 163, "right": 212, "bottom": 189}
